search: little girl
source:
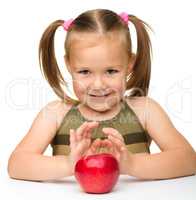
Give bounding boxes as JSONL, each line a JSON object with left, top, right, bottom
{"left": 8, "top": 9, "right": 196, "bottom": 181}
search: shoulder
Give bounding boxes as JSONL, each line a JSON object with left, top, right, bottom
{"left": 9, "top": 99, "right": 74, "bottom": 154}
{"left": 125, "top": 95, "right": 162, "bottom": 116}
{"left": 43, "top": 99, "right": 74, "bottom": 129}
{"left": 126, "top": 96, "right": 193, "bottom": 151}
{"left": 125, "top": 96, "right": 149, "bottom": 131}
{"left": 125, "top": 95, "right": 171, "bottom": 129}
{"left": 125, "top": 96, "right": 168, "bottom": 131}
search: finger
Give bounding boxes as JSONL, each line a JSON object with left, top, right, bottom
{"left": 76, "top": 138, "right": 91, "bottom": 155}
{"left": 85, "top": 139, "right": 100, "bottom": 156}
{"left": 84, "top": 121, "right": 99, "bottom": 139}
{"left": 76, "top": 121, "right": 89, "bottom": 141}
{"left": 102, "top": 127, "right": 124, "bottom": 142}
{"left": 102, "top": 128, "right": 124, "bottom": 142}
{"left": 101, "top": 139, "right": 120, "bottom": 159}
{"left": 101, "top": 139, "right": 113, "bottom": 148}
{"left": 108, "top": 135, "right": 126, "bottom": 152}
{"left": 69, "top": 129, "right": 76, "bottom": 148}
{"left": 90, "top": 138, "right": 102, "bottom": 153}
{"left": 101, "top": 139, "right": 115, "bottom": 154}
{"left": 90, "top": 139, "right": 114, "bottom": 154}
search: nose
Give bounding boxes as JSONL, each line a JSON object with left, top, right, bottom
{"left": 92, "top": 75, "right": 104, "bottom": 89}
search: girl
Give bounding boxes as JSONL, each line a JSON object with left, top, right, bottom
{"left": 8, "top": 9, "right": 196, "bottom": 181}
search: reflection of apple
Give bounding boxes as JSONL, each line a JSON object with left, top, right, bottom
{"left": 74, "top": 153, "right": 120, "bottom": 194}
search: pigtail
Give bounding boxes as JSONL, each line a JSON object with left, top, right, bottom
{"left": 126, "top": 15, "right": 153, "bottom": 97}
{"left": 38, "top": 20, "right": 77, "bottom": 104}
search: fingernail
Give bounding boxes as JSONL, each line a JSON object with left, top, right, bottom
{"left": 102, "top": 130, "right": 108, "bottom": 134}
{"left": 121, "top": 147, "right": 125, "bottom": 151}
{"left": 89, "top": 122, "right": 98, "bottom": 126}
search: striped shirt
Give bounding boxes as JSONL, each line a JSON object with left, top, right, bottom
{"left": 51, "top": 99, "right": 151, "bottom": 155}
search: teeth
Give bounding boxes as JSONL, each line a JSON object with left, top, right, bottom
{"left": 90, "top": 93, "right": 109, "bottom": 97}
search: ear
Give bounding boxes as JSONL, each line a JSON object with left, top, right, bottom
{"left": 64, "top": 55, "right": 72, "bottom": 74}
{"left": 127, "top": 53, "right": 136, "bottom": 75}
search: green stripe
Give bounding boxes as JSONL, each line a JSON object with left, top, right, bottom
{"left": 52, "top": 131, "right": 148, "bottom": 145}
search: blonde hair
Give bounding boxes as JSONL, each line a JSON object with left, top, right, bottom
{"left": 39, "top": 9, "right": 153, "bottom": 104}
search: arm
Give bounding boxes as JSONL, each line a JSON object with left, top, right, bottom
{"left": 8, "top": 152, "right": 73, "bottom": 181}
{"left": 8, "top": 100, "right": 74, "bottom": 181}
{"left": 128, "top": 149, "right": 196, "bottom": 180}
{"left": 127, "top": 97, "right": 196, "bottom": 180}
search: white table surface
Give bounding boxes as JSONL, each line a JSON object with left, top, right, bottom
{"left": 2, "top": 172, "right": 196, "bottom": 200}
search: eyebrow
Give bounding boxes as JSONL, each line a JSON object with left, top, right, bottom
{"left": 74, "top": 65, "right": 123, "bottom": 70}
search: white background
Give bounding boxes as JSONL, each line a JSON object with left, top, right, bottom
{"left": 0, "top": 0, "right": 196, "bottom": 199}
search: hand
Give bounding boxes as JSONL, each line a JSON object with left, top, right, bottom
{"left": 85, "top": 138, "right": 114, "bottom": 156}
{"left": 102, "top": 127, "right": 132, "bottom": 175}
{"left": 68, "top": 121, "right": 99, "bottom": 174}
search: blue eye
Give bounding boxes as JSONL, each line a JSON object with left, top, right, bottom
{"left": 107, "top": 69, "right": 119, "bottom": 74}
{"left": 78, "top": 70, "right": 90, "bottom": 75}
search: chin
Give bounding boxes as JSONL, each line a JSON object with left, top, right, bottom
{"left": 88, "top": 104, "right": 111, "bottom": 112}
{"left": 87, "top": 97, "right": 121, "bottom": 112}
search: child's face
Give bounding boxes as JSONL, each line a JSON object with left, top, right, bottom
{"left": 65, "top": 33, "right": 134, "bottom": 112}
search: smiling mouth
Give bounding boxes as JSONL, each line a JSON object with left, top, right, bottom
{"left": 89, "top": 93, "right": 111, "bottom": 97}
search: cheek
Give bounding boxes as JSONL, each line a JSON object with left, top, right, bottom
{"left": 73, "top": 80, "right": 85, "bottom": 93}
{"left": 112, "top": 83, "right": 125, "bottom": 96}
{"left": 72, "top": 73, "right": 126, "bottom": 94}
{"left": 72, "top": 82, "right": 85, "bottom": 101}
{"left": 72, "top": 76, "right": 90, "bottom": 96}
{"left": 109, "top": 76, "right": 126, "bottom": 93}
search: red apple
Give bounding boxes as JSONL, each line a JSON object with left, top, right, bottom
{"left": 74, "top": 153, "right": 120, "bottom": 194}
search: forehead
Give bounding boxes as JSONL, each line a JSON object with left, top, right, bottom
{"left": 69, "top": 33, "right": 129, "bottom": 67}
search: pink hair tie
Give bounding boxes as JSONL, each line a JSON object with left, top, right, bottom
{"left": 119, "top": 12, "right": 129, "bottom": 25}
{"left": 63, "top": 18, "right": 74, "bottom": 31}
